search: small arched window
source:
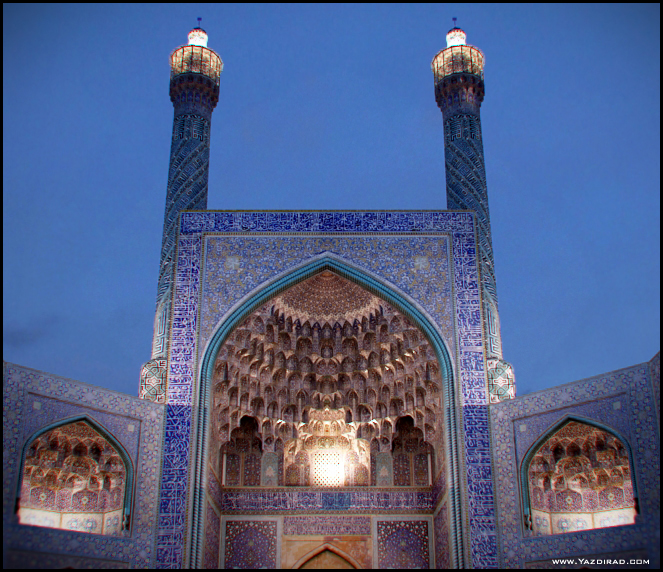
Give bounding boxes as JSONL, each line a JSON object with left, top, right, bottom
{"left": 222, "top": 416, "right": 262, "bottom": 486}
{"left": 392, "top": 416, "right": 432, "bottom": 486}
{"left": 523, "top": 418, "right": 637, "bottom": 535}
{"left": 18, "top": 418, "right": 132, "bottom": 536}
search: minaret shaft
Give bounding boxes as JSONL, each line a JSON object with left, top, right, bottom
{"left": 153, "top": 110, "right": 212, "bottom": 358}
{"left": 140, "top": 27, "right": 222, "bottom": 402}
{"left": 432, "top": 28, "right": 515, "bottom": 402}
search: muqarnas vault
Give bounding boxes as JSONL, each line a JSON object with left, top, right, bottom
{"left": 3, "top": 23, "right": 660, "bottom": 570}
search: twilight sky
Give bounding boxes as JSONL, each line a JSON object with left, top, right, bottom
{"left": 3, "top": 4, "right": 660, "bottom": 398}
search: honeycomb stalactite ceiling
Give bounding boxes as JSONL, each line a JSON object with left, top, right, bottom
{"left": 211, "top": 271, "right": 443, "bottom": 484}
{"left": 273, "top": 270, "right": 384, "bottom": 325}
{"left": 18, "top": 421, "right": 127, "bottom": 535}
{"left": 527, "top": 421, "right": 637, "bottom": 534}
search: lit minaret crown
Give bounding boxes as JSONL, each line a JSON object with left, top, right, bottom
{"left": 431, "top": 21, "right": 516, "bottom": 402}
{"left": 188, "top": 26, "right": 208, "bottom": 47}
{"left": 140, "top": 21, "right": 223, "bottom": 403}
{"left": 170, "top": 23, "right": 223, "bottom": 87}
{"left": 446, "top": 26, "right": 466, "bottom": 47}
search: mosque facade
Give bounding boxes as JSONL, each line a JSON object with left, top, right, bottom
{"left": 3, "top": 25, "right": 660, "bottom": 569}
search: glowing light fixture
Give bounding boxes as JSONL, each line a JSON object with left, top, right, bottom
{"left": 446, "top": 27, "right": 467, "bottom": 48}
{"left": 312, "top": 451, "right": 344, "bottom": 487}
{"left": 188, "top": 27, "right": 208, "bottom": 47}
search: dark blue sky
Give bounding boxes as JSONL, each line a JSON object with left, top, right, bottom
{"left": 3, "top": 4, "right": 660, "bottom": 398}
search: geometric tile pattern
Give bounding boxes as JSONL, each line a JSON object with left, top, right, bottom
{"left": 139, "top": 358, "right": 168, "bottom": 404}
{"left": 490, "top": 361, "right": 660, "bottom": 568}
{"left": 223, "top": 520, "right": 277, "bottom": 569}
{"left": 487, "top": 357, "right": 516, "bottom": 403}
{"left": 376, "top": 519, "right": 430, "bottom": 568}
{"left": 154, "top": 211, "right": 498, "bottom": 568}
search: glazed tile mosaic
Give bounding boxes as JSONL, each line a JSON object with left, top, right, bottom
{"left": 216, "top": 488, "right": 433, "bottom": 513}
{"left": 434, "top": 500, "right": 451, "bottom": 569}
{"left": 490, "top": 359, "right": 660, "bottom": 568}
{"left": 3, "top": 363, "right": 165, "bottom": 568}
{"left": 222, "top": 519, "right": 279, "bottom": 569}
{"left": 375, "top": 517, "right": 432, "bottom": 568}
{"left": 202, "top": 501, "right": 220, "bottom": 568}
{"left": 283, "top": 516, "right": 371, "bottom": 536}
{"left": 152, "top": 210, "right": 499, "bottom": 568}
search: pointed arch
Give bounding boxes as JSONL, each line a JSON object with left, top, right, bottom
{"left": 520, "top": 414, "right": 639, "bottom": 535}
{"left": 17, "top": 414, "right": 135, "bottom": 534}
{"left": 292, "top": 542, "right": 361, "bottom": 569}
{"left": 191, "top": 253, "right": 460, "bottom": 566}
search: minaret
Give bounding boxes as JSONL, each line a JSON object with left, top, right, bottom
{"left": 432, "top": 22, "right": 515, "bottom": 402}
{"left": 140, "top": 22, "right": 223, "bottom": 402}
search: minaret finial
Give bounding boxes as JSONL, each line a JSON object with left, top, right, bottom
{"left": 452, "top": 17, "right": 457, "bottom": 28}
{"left": 197, "top": 17, "right": 202, "bottom": 28}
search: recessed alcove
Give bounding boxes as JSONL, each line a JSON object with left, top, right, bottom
{"left": 208, "top": 270, "right": 445, "bottom": 490}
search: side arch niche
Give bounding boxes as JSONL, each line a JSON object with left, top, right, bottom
{"left": 17, "top": 416, "right": 133, "bottom": 536}
{"left": 195, "top": 256, "right": 459, "bottom": 568}
{"left": 522, "top": 417, "right": 638, "bottom": 536}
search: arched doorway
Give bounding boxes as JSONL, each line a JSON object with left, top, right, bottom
{"left": 294, "top": 543, "right": 361, "bottom": 569}
{"left": 191, "top": 256, "right": 460, "bottom": 568}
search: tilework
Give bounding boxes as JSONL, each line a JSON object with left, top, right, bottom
{"left": 487, "top": 357, "right": 516, "bottom": 403}
{"left": 215, "top": 488, "right": 433, "bottom": 514}
{"left": 152, "top": 104, "right": 213, "bottom": 348}
{"left": 139, "top": 358, "right": 168, "bottom": 404}
{"left": 434, "top": 65, "right": 515, "bottom": 401}
{"left": 375, "top": 452, "right": 394, "bottom": 487}
{"left": 443, "top": 111, "right": 501, "bottom": 360}
{"left": 260, "top": 452, "right": 280, "bottom": 487}
{"left": 209, "top": 288, "right": 442, "bottom": 480}
{"left": 434, "top": 500, "right": 451, "bottom": 569}
{"left": 490, "top": 363, "right": 661, "bottom": 568}
{"left": 200, "top": 234, "right": 455, "bottom": 360}
{"left": 3, "top": 362, "right": 164, "bottom": 568}
{"left": 526, "top": 420, "right": 636, "bottom": 535}
{"left": 155, "top": 211, "right": 498, "bottom": 568}
{"left": 142, "top": 95, "right": 217, "bottom": 402}
{"left": 4, "top": 549, "right": 131, "bottom": 569}
{"left": 157, "top": 404, "right": 192, "bottom": 567}
{"left": 202, "top": 500, "right": 220, "bottom": 569}
{"left": 223, "top": 519, "right": 278, "bottom": 569}
{"left": 283, "top": 516, "right": 371, "bottom": 535}
{"left": 432, "top": 466, "right": 447, "bottom": 508}
{"left": 376, "top": 518, "right": 431, "bottom": 568}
